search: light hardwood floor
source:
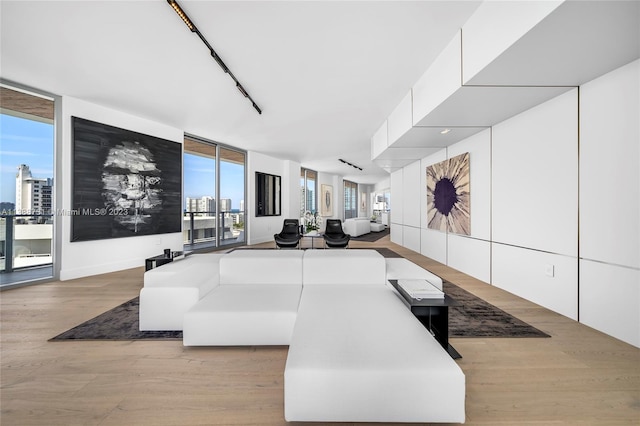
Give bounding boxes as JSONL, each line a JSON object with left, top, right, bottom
{"left": 1, "top": 236, "right": 639, "bottom": 425}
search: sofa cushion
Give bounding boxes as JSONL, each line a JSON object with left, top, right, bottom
{"left": 302, "top": 249, "right": 385, "bottom": 286}
{"left": 183, "top": 284, "right": 302, "bottom": 346}
{"left": 385, "top": 258, "right": 444, "bottom": 291}
{"left": 284, "top": 285, "right": 465, "bottom": 423}
{"left": 220, "top": 249, "right": 304, "bottom": 285}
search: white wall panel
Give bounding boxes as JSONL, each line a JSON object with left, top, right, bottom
{"left": 412, "top": 31, "right": 461, "bottom": 126}
{"left": 579, "top": 260, "right": 640, "bottom": 348}
{"left": 402, "top": 160, "right": 421, "bottom": 228}
{"left": 371, "top": 121, "right": 388, "bottom": 159}
{"left": 492, "top": 243, "right": 578, "bottom": 320}
{"left": 448, "top": 235, "right": 491, "bottom": 283}
{"left": 390, "top": 169, "right": 403, "bottom": 225}
{"left": 580, "top": 60, "right": 640, "bottom": 269}
{"left": 387, "top": 91, "right": 413, "bottom": 146}
{"left": 448, "top": 129, "right": 491, "bottom": 240}
{"left": 390, "top": 223, "right": 403, "bottom": 246}
{"left": 421, "top": 228, "right": 447, "bottom": 265}
{"left": 461, "top": 0, "right": 562, "bottom": 83}
{"left": 403, "top": 225, "right": 421, "bottom": 254}
{"left": 492, "top": 89, "right": 578, "bottom": 257}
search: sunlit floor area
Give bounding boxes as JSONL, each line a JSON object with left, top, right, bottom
{"left": 1, "top": 236, "right": 639, "bottom": 425}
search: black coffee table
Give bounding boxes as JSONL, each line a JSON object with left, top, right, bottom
{"left": 388, "top": 279, "right": 461, "bottom": 359}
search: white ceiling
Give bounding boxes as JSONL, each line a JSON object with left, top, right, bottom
{"left": 0, "top": 0, "right": 482, "bottom": 184}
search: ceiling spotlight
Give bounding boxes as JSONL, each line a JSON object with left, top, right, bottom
{"left": 440, "top": 128, "right": 451, "bottom": 135}
{"left": 167, "top": 0, "right": 262, "bottom": 115}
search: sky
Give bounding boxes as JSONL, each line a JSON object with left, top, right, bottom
{"left": 1, "top": 114, "right": 245, "bottom": 211}
{"left": 0, "top": 114, "right": 54, "bottom": 204}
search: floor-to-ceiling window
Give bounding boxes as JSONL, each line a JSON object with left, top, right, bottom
{"left": 300, "top": 168, "right": 317, "bottom": 217}
{"left": 183, "top": 136, "right": 245, "bottom": 250}
{"left": 218, "top": 147, "right": 246, "bottom": 246}
{"left": 0, "top": 85, "right": 55, "bottom": 287}
{"left": 344, "top": 180, "right": 357, "bottom": 219}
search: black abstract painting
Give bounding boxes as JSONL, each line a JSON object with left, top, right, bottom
{"left": 426, "top": 152, "right": 470, "bottom": 235}
{"left": 71, "top": 117, "right": 182, "bottom": 242}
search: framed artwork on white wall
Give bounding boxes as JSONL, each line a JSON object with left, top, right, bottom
{"left": 320, "top": 184, "right": 333, "bottom": 216}
{"left": 426, "top": 152, "right": 470, "bottom": 235}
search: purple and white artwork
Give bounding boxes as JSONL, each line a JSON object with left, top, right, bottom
{"left": 72, "top": 117, "right": 181, "bottom": 242}
{"left": 426, "top": 152, "right": 470, "bottom": 235}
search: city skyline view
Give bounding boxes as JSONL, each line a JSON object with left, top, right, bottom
{"left": 1, "top": 114, "right": 246, "bottom": 213}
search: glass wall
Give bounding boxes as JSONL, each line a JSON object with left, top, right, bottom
{"left": 344, "top": 180, "right": 358, "bottom": 219}
{"left": 300, "top": 168, "right": 317, "bottom": 217}
{"left": 0, "top": 85, "right": 55, "bottom": 286}
{"left": 183, "top": 137, "right": 245, "bottom": 250}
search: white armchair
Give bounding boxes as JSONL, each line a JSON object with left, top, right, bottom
{"left": 343, "top": 218, "right": 371, "bottom": 237}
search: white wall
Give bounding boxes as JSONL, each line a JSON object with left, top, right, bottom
{"left": 390, "top": 169, "right": 404, "bottom": 245}
{"left": 492, "top": 89, "right": 578, "bottom": 257}
{"left": 492, "top": 89, "right": 579, "bottom": 320}
{"left": 247, "top": 151, "right": 293, "bottom": 245}
{"left": 578, "top": 59, "right": 640, "bottom": 347}
{"left": 59, "top": 96, "right": 184, "bottom": 280}
{"left": 390, "top": 62, "right": 640, "bottom": 347}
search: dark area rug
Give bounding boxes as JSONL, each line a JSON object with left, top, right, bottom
{"left": 50, "top": 298, "right": 182, "bottom": 341}
{"left": 50, "top": 278, "right": 548, "bottom": 341}
{"left": 350, "top": 227, "right": 390, "bottom": 242}
{"left": 445, "top": 282, "right": 549, "bottom": 338}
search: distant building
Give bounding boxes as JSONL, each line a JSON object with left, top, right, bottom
{"left": 15, "top": 164, "right": 52, "bottom": 215}
{"left": 186, "top": 196, "right": 216, "bottom": 215}
{"left": 239, "top": 200, "right": 245, "bottom": 213}
{"left": 219, "top": 198, "right": 231, "bottom": 212}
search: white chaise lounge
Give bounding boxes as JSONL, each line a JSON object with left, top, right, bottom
{"left": 284, "top": 250, "right": 465, "bottom": 423}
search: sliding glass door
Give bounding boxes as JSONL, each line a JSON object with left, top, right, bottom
{"left": 0, "top": 85, "right": 55, "bottom": 287}
{"left": 183, "top": 137, "right": 245, "bottom": 250}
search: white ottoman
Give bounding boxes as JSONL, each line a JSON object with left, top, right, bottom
{"left": 370, "top": 222, "right": 385, "bottom": 232}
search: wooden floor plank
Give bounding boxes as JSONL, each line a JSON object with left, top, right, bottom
{"left": 2, "top": 235, "right": 639, "bottom": 425}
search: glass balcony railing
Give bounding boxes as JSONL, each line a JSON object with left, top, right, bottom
{"left": 182, "top": 210, "right": 245, "bottom": 250}
{"left": 0, "top": 213, "right": 53, "bottom": 275}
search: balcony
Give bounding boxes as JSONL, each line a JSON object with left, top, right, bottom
{"left": 0, "top": 214, "right": 54, "bottom": 287}
{"left": 183, "top": 211, "right": 245, "bottom": 251}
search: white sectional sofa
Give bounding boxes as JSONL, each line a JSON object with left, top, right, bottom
{"left": 342, "top": 217, "right": 371, "bottom": 237}
{"left": 139, "top": 249, "right": 465, "bottom": 423}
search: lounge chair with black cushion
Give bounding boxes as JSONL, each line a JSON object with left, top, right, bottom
{"left": 274, "top": 219, "right": 302, "bottom": 249}
{"left": 322, "top": 219, "right": 350, "bottom": 248}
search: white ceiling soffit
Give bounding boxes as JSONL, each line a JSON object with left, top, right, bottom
{"left": 373, "top": 1, "right": 639, "bottom": 167}
{"left": 413, "top": 85, "right": 574, "bottom": 127}
{"left": 0, "top": 0, "right": 483, "bottom": 185}
{"left": 391, "top": 126, "right": 488, "bottom": 149}
{"left": 465, "top": 0, "right": 640, "bottom": 86}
